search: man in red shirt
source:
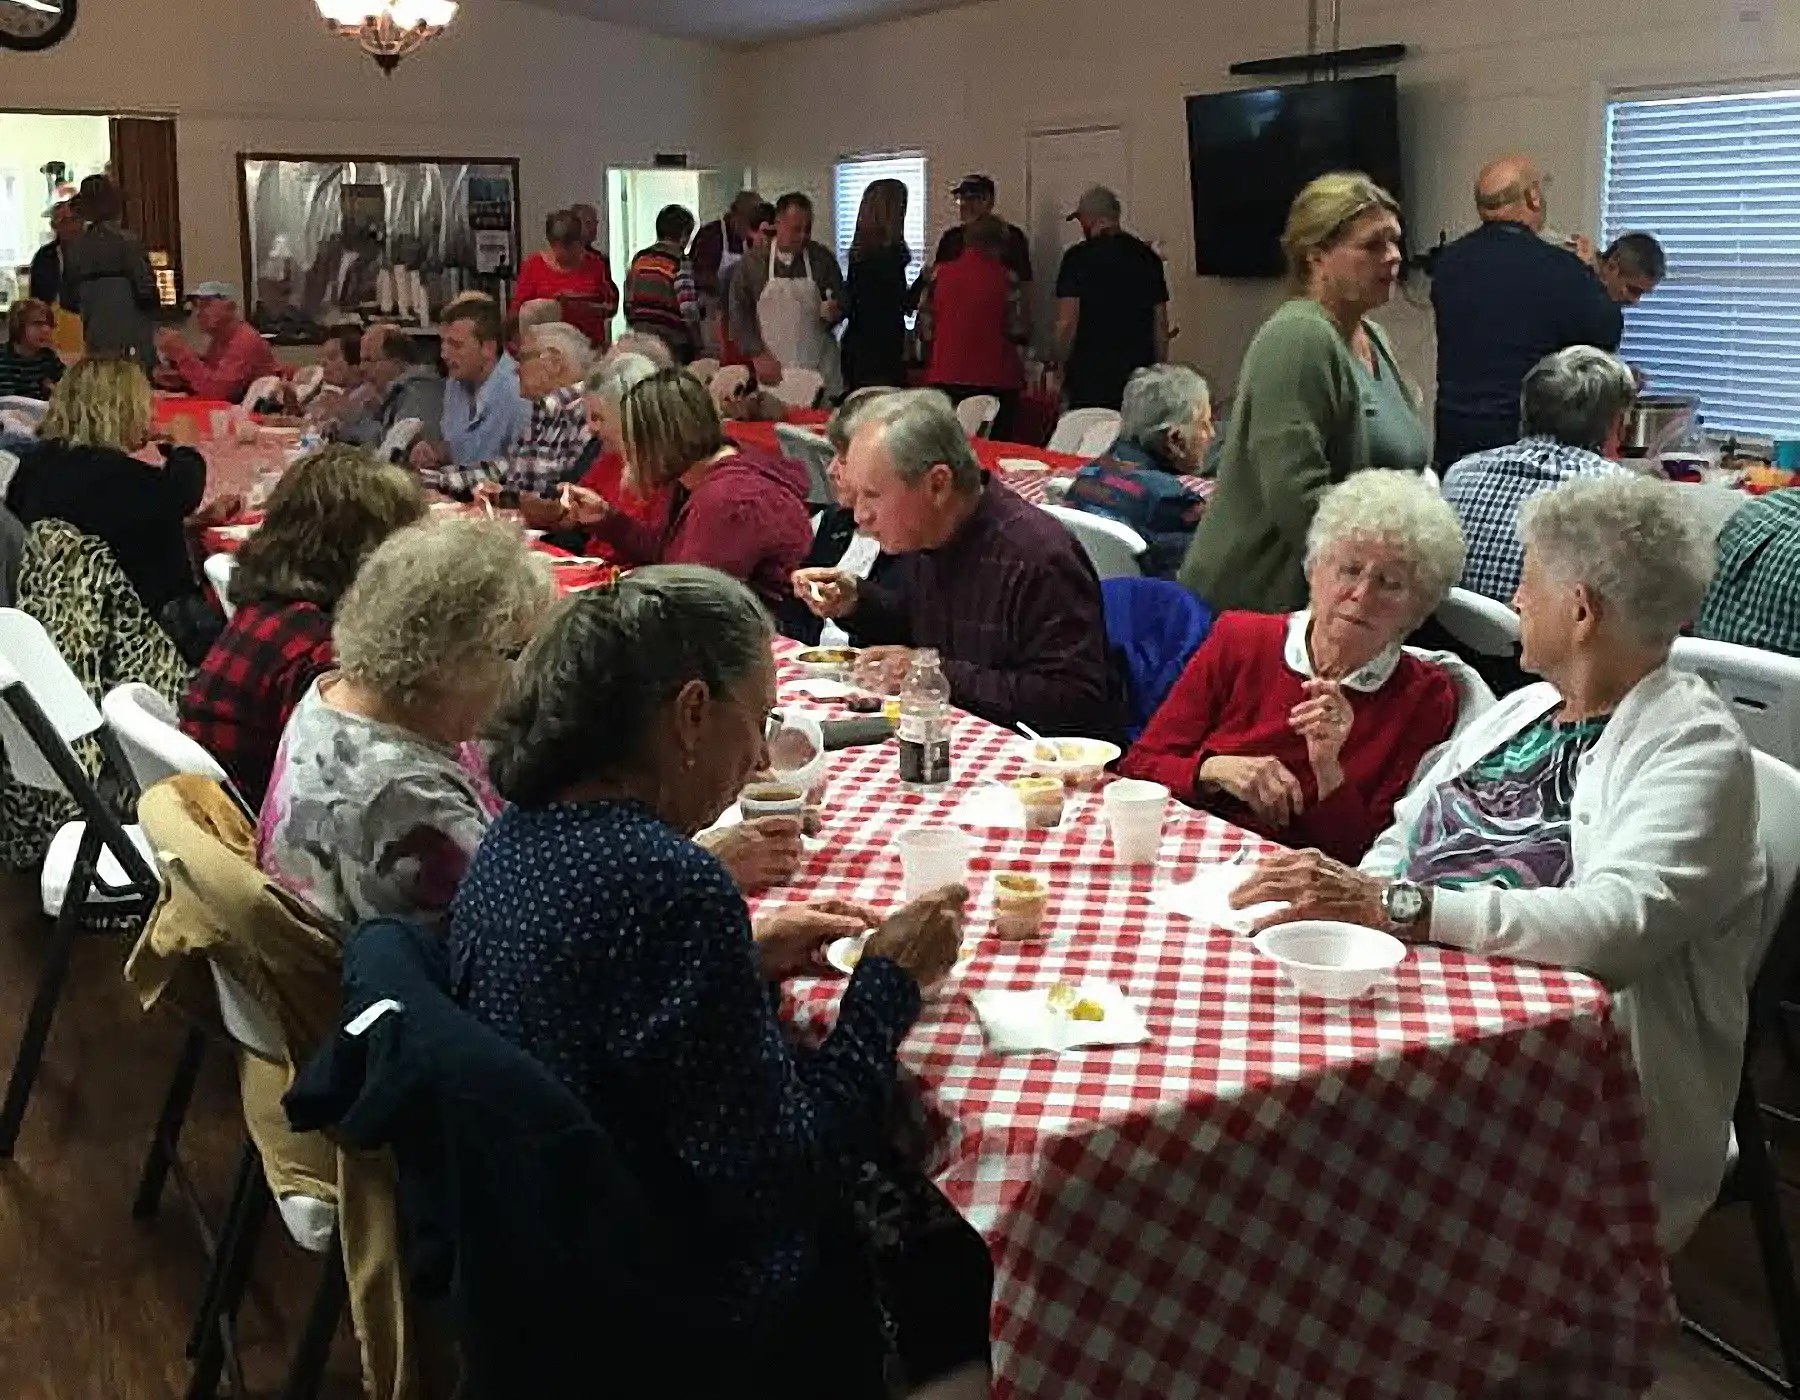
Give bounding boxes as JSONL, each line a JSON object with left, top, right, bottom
{"left": 511, "top": 209, "right": 618, "bottom": 352}
{"left": 154, "top": 281, "right": 281, "bottom": 403}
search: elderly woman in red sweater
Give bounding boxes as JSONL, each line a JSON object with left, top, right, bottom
{"left": 1122, "top": 470, "right": 1466, "bottom": 863}
{"left": 559, "top": 366, "right": 812, "bottom": 612}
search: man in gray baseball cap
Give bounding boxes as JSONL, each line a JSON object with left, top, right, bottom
{"left": 154, "top": 279, "right": 281, "bottom": 402}
{"left": 1052, "top": 185, "right": 1169, "bottom": 410}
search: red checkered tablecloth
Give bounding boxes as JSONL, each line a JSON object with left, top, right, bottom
{"left": 759, "top": 642, "right": 1670, "bottom": 1398}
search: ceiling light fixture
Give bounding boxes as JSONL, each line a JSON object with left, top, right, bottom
{"left": 314, "top": 0, "right": 457, "bottom": 74}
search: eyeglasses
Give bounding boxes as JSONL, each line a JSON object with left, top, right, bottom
{"left": 1329, "top": 557, "right": 1412, "bottom": 600}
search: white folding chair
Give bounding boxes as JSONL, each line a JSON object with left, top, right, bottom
{"left": 709, "top": 364, "right": 752, "bottom": 406}
{"left": 204, "top": 554, "right": 237, "bottom": 620}
{"left": 1041, "top": 503, "right": 1145, "bottom": 579}
{"left": 766, "top": 367, "right": 824, "bottom": 409}
{"left": 0, "top": 449, "right": 18, "bottom": 501}
{"left": 240, "top": 374, "right": 283, "bottom": 411}
{"left": 955, "top": 394, "right": 1001, "bottom": 439}
{"left": 0, "top": 609, "right": 159, "bottom": 1156}
{"left": 0, "top": 394, "right": 49, "bottom": 423}
{"left": 1670, "top": 636, "right": 1800, "bottom": 767}
{"left": 1047, "top": 407, "right": 1120, "bottom": 456}
{"left": 1434, "top": 587, "right": 1521, "bottom": 658}
{"left": 1682, "top": 750, "right": 1800, "bottom": 1392}
{"left": 290, "top": 364, "right": 326, "bottom": 405}
{"left": 686, "top": 357, "right": 721, "bottom": 387}
{"left": 775, "top": 423, "right": 838, "bottom": 508}
{"left": 116, "top": 755, "right": 343, "bottom": 1399}
{"left": 377, "top": 415, "right": 423, "bottom": 464}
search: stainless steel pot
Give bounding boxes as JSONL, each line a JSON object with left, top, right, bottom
{"left": 1620, "top": 393, "right": 1701, "bottom": 457}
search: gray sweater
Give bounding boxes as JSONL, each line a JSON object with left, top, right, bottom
{"left": 60, "top": 222, "right": 160, "bottom": 367}
{"left": 726, "top": 239, "right": 846, "bottom": 357}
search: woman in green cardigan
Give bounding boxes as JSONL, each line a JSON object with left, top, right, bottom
{"left": 1180, "top": 173, "right": 1428, "bottom": 613}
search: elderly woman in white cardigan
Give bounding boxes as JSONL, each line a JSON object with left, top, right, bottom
{"left": 1231, "top": 473, "right": 1768, "bottom": 1251}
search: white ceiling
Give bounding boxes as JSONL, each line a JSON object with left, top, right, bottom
{"left": 509, "top": 0, "right": 974, "bottom": 46}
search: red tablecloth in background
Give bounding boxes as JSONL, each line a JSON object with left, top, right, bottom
{"left": 152, "top": 394, "right": 239, "bottom": 433}
{"left": 760, "top": 637, "right": 1669, "bottom": 1399}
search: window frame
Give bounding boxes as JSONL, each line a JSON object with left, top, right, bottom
{"left": 1599, "top": 80, "right": 1800, "bottom": 439}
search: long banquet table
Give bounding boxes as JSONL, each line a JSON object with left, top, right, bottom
{"left": 756, "top": 639, "right": 1670, "bottom": 1399}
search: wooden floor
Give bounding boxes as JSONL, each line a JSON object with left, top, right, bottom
{"left": 0, "top": 869, "right": 1790, "bottom": 1399}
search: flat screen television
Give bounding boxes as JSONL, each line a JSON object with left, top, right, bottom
{"left": 1185, "top": 74, "right": 1404, "bottom": 278}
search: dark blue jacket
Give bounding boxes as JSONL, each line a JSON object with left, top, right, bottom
{"left": 1065, "top": 440, "right": 1205, "bottom": 579}
{"left": 1431, "top": 221, "right": 1623, "bottom": 464}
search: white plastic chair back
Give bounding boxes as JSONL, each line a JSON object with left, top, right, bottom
{"left": 0, "top": 608, "right": 105, "bottom": 791}
{"left": 0, "top": 449, "right": 18, "bottom": 500}
{"left": 710, "top": 364, "right": 752, "bottom": 405}
{"left": 1753, "top": 753, "right": 1800, "bottom": 978}
{"left": 291, "top": 364, "right": 326, "bottom": 405}
{"left": 686, "top": 357, "right": 721, "bottom": 387}
{"left": 378, "top": 416, "right": 423, "bottom": 463}
{"left": 102, "top": 682, "right": 229, "bottom": 792}
{"left": 955, "top": 395, "right": 1001, "bottom": 439}
{"left": 1434, "top": 587, "right": 1521, "bottom": 658}
{"left": 0, "top": 395, "right": 49, "bottom": 422}
{"left": 240, "top": 374, "right": 282, "bottom": 411}
{"left": 1041, "top": 503, "right": 1145, "bottom": 580}
{"left": 1671, "top": 637, "right": 1800, "bottom": 767}
{"left": 775, "top": 424, "right": 837, "bottom": 507}
{"left": 1419, "top": 464, "right": 1441, "bottom": 491}
{"left": 767, "top": 367, "right": 824, "bottom": 409}
{"left": 204, "top": 554, "right": 237, "bottom": 619}
{"left": 1047, "top": 407, "right": 1120, "bottom": 456}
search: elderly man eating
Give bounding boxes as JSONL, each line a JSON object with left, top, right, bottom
{"left": 794, "top": 389, "right": 1120, "bottom": 740}
{"left": 1232, "top": 474, "right": 1767, "bottom": 1251}
{"left": 338, "top": 324, "right": 446, "bottom": 453}
{"left": 423, "top": 320, "right": 591, "bottom": 500}
{"left": 154, "top": 281, "right": 281, "bottom": 402}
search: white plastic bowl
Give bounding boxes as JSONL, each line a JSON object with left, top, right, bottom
{"left": 1252, "top": 920, "right": 1406, "bottom": 1001}
{"left": 1018, "top": 736, "right": 1122, "bottom": 786}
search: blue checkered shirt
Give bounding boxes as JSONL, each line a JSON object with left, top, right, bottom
{"left": 1697, "top": 488, "right": 1800, "bottom": 657}
{"left": 426, "top": 383, "right": 589, "bottom": 498}
{"left": 1440, "top": 436, "right": 1624, "bottom": 602}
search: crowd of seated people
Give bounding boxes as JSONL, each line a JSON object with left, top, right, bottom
{"left": 8, "top": 155, "right": 1788, "bottom": 1387}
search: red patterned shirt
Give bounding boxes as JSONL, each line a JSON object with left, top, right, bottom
{"left": 179, "top": 599, "right": 335, "bottom": 808}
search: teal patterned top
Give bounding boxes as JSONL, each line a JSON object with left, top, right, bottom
{"left": 1401, "top": 712, "right": 1610, "bottom": 891}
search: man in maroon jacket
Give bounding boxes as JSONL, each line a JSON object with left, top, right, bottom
{"left": 793, "top": 389, "right": 1122, "bottom": 741}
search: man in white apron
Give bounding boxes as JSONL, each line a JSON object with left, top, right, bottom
{"left": 727, "top": 192, "right": 846, "bottom": 401}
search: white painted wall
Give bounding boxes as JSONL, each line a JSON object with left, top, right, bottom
{"left": 0, "top": 112, "right": 109, "bottom": 274}
{"left": 738, "top": 0, "right": 1800, "bottom": 414}
{"left": 0, "top": 0, "right": 741, "bottom": 292}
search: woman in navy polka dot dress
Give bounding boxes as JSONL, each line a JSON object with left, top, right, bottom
{"left": 449, "top": 565, "right": 993, "bottom": 1399}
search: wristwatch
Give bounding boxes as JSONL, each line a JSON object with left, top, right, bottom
{"left": 1381, "top": 879, "right": 1425, "bottom": 929}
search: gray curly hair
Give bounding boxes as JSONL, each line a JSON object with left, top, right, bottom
{"left": 1519, "top": 474, "right": 1713, "bottom": 649}
{"left": 1304, "top": 469, "right": 1467, "bottom": 618}
{"left": 333, "top": 517, "right": 555, "bottom": 711}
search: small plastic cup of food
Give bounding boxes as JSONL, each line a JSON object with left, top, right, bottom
{"left": 992, "top": 871, "right": 1050, "bottom": 941}
{"left": 1010, "top": 775, "right": 1065, "bottom": 829}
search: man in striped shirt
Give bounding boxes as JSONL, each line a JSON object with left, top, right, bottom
{"left": 425, "top": 321, "right": 591, "bottom": 499}
{"left": 624, "top": 205, "right": 702, "bottom": 363}
{"left": 1440, "top": 346, "right": 1633, "bottom": 603}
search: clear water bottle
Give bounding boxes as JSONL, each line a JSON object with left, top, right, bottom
{"left": 896, "top": 649, "right": 952, "bottom": 787}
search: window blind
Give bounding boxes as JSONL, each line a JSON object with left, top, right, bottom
{"left": 1602, "top": 87, "right": 1800, "bottom": 437}
{"left": 832, "top": 153, "right": 928, "bottom": 289}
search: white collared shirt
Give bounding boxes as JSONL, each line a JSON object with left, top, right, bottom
{"left": 1282, "top": 609, "right": 1404, "bottom": 694}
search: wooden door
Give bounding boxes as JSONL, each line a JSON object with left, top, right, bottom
{"left": 109, "top": 117, "right": 182, "bottom": 307}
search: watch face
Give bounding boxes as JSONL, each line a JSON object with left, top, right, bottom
{"left": 1386, "top": 882, "right": 1423, "bottom": 924}
{"left": 0, "top": 0, "right": 77, "bottom": 50}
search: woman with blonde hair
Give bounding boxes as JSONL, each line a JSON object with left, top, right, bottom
{"left": 1178, "top": 172, "right": 1428, "bottom": 615}
{"left": 559, "top": 366, "right": 812, "bottom": 610}
{"left": 181, "top": 445, "right": 427, "bottom": 805}
{"left": 842, "top": 177, "right": 911, "bottom": 390}
{"left": 259, "top": 517, "right": 554, "bottom": 929}
{"left": 7, "top": 355, "right": 230, "bottom": 660}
